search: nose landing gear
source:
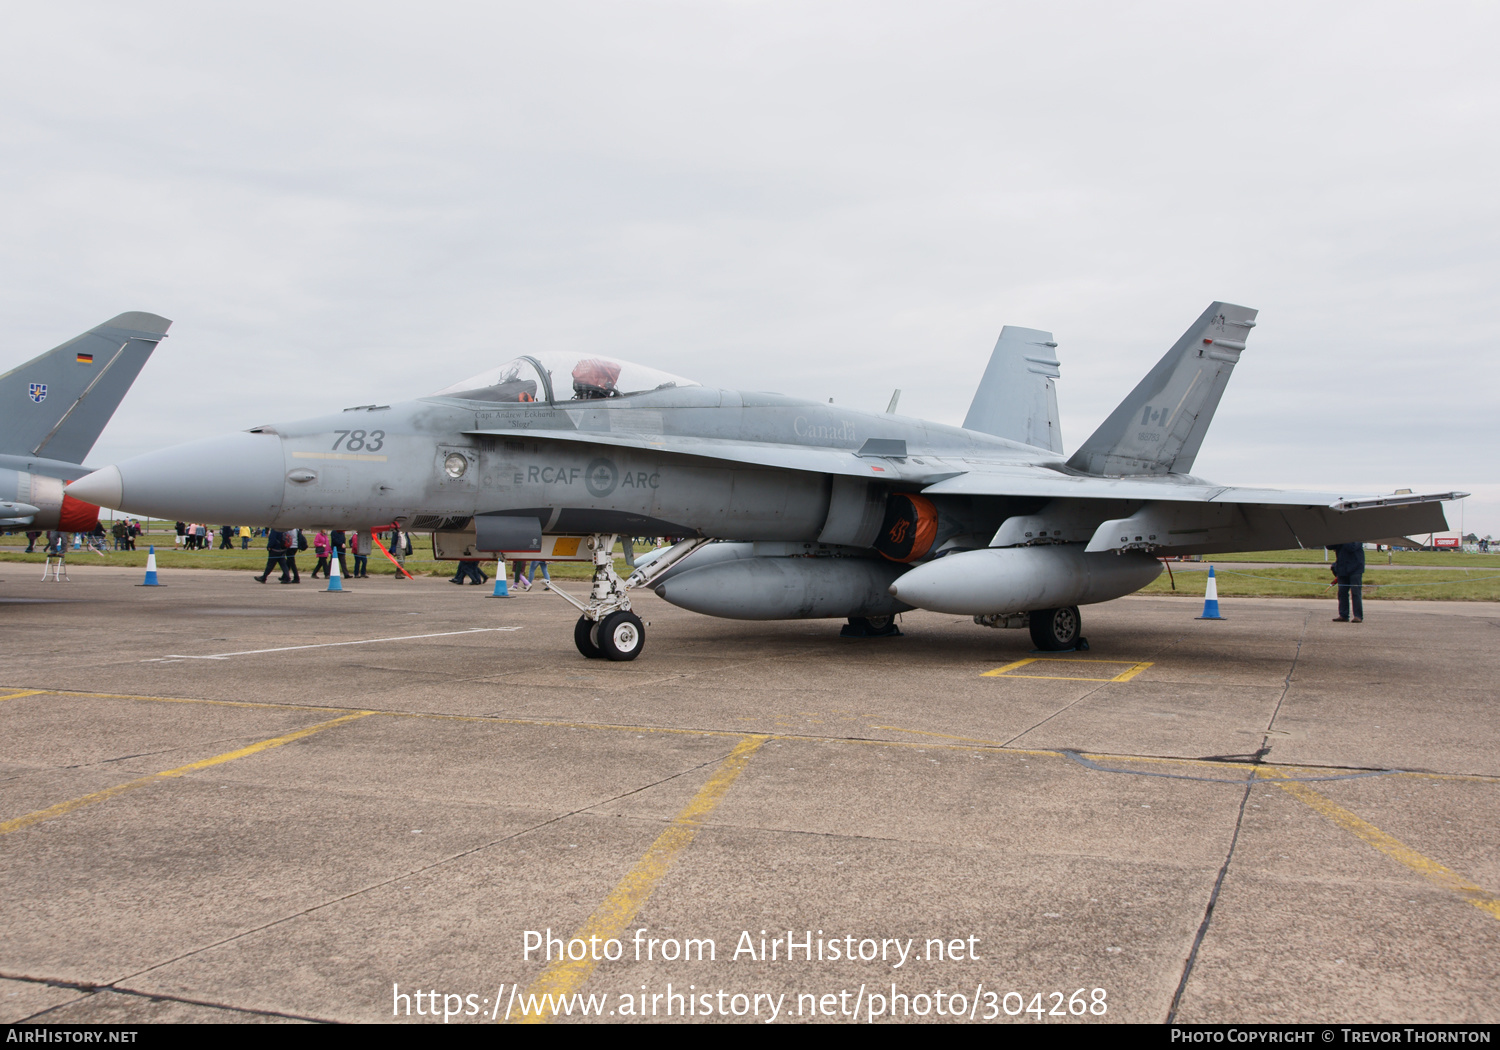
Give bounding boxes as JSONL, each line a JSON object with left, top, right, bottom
{"left": 547, "top": 534, "right": 710, "bottom": 661}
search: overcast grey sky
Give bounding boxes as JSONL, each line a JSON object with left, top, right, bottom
{"left": 2, "top": 2, "right": 1494, "bottom": 534}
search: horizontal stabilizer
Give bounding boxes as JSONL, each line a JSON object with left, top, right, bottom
{"left": 1068, "top": 302, "right": 1255, "bottom": 476}
{"left": 963, "top": 326, "right": 1062, "bottom": 453}
{"left": 0, "top": 313, "right": 171, "bottom": 464}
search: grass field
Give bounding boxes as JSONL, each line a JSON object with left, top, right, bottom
{"left": 1197, "top": 548, "right": 1496, "bottom": 568}
{"left": 0, "top": 528, "right": 616, "bottom": 580}
{"left": 1144, "top": 564, "right": 1500, "bottom": 601}
{"left": 7, "top": 529, "right": 1495, "bottom": 599}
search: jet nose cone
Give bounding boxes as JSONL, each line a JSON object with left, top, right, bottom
{"left": 90, "top": 431, "right": 287, "bottom": 523}
{"left": 66, "top": 466, "right": 122, "bottom": 510}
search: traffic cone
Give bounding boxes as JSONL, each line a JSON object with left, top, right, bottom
{"left": 325, "top": 553, "right": 344, "bottom": 592}
{"left": 491, "top": 572, "right": 509, "bottom": 597}
{"left": 138, "top": 545, "right": 162, "bottom": 586}
{"left": 1196, "top": 565, "right": 1224, "bottom": 619}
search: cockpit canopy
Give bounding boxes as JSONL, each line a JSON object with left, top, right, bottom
{"left": 434, "top": 353, "right": 699, "bottom": 404}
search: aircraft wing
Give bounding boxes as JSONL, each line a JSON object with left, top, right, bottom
{"left": 921, "top": 468, "right": 1463, "bottom": 510}
{"left": 924, "top": 468, "right": 1462, "bottom": 554}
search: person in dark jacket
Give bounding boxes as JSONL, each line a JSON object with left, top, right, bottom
{"left": 330, "top": 530, "right": 349, "bottom": 578}
{"left": 1330, "top": 541, "right": 1365, "bottom": 622}
{"left": 256, "top": 529, "right": 291, "bottom": 583}
{"left": 451, "top": 558, "right": 487, "bottom": 585}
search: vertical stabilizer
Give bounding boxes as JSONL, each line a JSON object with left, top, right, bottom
{"left": 1067, "top": 302, "right": 1256, "bottom": 476}
{"left": 962, "top": 326, "right": 1063, "bottom": 453}
{"left": 0, "top": 313, "right": 171, "bottom": 464}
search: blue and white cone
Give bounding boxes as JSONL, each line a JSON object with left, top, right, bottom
{"left": 140, "top": 545, "right": 160, "bottom": 586}
{"left": 325, "top": 553, "right": 344, "bottom": 592}
{"left": 1197, "top": 564, "right": 1224, "bottom": 619}
{"left": 491, "top": 573, "right": 509, "bottom": 597}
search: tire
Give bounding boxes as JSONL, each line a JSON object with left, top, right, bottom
{"left": 574, "top": 616, "right": 603, "bottom": 659}
{"left": 1029, "top": 606, "right": 1081, "bottom": 651}
{"left": 844, "top": 615, "right": 901, "bottom": 637}
{"left": 598, "top": 611, "right": 645, "bottom": 661}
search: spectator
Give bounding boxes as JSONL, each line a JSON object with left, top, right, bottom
{"left": 1330, "top": 541, "right": 1365, "bottom": 623}
{"left": 311, "top": 530, "right": 332, "bottom": 579}
{"left": 350, "top": 531, "right": 368, "bottom": 578}
{"left": 451, "top": 558, "right": 487, "bottom": 585}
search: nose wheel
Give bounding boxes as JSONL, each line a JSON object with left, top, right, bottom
{"left": 574, "top": 611, "right": 646, "bottom": 661}
{"left": 574, "top": 616, "right": 603, "bottom": 659}
{"left": 598, "top": 611, "right": 645, "bottom": 660}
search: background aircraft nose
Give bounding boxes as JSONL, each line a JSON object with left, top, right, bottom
{"left": 71, "top": 431, "right": 287, "bottom": 523}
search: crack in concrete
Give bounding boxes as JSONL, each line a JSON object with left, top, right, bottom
{"left": 1164, "top": 611, "right": 1310, "bottom": 1023}
{"left": 4, "top": 971, "right": 332, "bottom": 1024}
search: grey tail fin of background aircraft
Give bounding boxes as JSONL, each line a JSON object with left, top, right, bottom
{"left": 0, "top": 312, "right": 171, "bottom": 464}
{"left": 962, "top": 326, "right": 1063, "bottom": 453}
{"left": 1066, "top": 302, "right": 1257, "bottom": 476}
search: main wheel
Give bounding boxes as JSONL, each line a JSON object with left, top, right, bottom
{"left": 843, "top": 615, "right": 902, "bottom": 638}
{"left": 1029, "top": 606, "right": 1081, "bottom": 651}
{"left": 574, "top": 616, "right": 603, "bottom": 659}
{"left": 598, "top": 610, "right": 645, "bottom": 661}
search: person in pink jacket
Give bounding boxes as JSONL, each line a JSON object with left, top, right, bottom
{"left": 311, "top": 530, "right": 332, "bottom": 579}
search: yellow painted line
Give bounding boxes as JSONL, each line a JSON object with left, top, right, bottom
{"left": 291, "top": 451, "right": 388, "bottom": 462}
{"left": 0, "top": 690, "right": 47, "bottom": 703}
{"left": 1268, "top": 774, "right": 1500, "bottom": 922}
{"left": 981, "top": 658, "right": 1153, "bottom": 682}
{"left": 0, "top": 712, "right": 374, "bottom": 837}
{"left": 870, "top": 725, "right": 1059, "bottom": 756}
{"left": 1111, "top": 662, "right": 1154, "bottom": 683}
{"left": 981, "top": 658, "right": 1037, "bottom": 677}
{"left": 10, "top": 687, "right": 1498, "bottom": 784}
{"left": 513, "top": 734, "right": 769, "bottom": 1023}
{"left": 0, "top": 686, "right": 364, "bottom": 715}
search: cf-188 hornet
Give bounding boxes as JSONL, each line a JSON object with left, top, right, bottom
{"left": 68, "top": 303, "right": 1461, "bottom": 660}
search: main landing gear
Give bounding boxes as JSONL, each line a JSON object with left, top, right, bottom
{"left": 840, "top": 615, "right": 902, "bottom": 638}
{"left": 544, "top": 534, "right": 710, "bottom": 661}
{"left": 1028, "top": 606, "right": 1088, "bottom": 651}
{"left": 974, "top": 606, "right": 1090, "bottom": 651}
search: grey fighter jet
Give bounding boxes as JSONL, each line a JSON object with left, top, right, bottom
{"left": 69, "top": 303, "right": 1461, "bottom": 660}
{"left": 0, "top": 313, "right": 171, "bottom": 532}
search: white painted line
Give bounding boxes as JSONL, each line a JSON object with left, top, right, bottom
{"left": 143, "top": 627, "right": 523, "bottom": 662}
